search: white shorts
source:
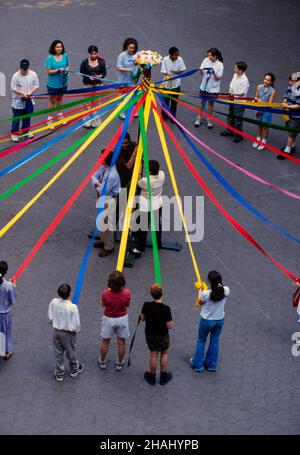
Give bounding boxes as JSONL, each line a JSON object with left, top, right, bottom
{"left": 100, "top": 315, "right": 130, "bottom": 340}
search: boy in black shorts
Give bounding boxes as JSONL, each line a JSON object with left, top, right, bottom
{"left": 140, "top": 284, "right": 174, "bottom": 385}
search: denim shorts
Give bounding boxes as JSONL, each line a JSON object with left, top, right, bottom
{"left": 47, "top": 85, "right": 67, "bottom": 96}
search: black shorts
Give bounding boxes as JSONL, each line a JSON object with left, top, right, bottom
{"left": 146, "top": 333, "right": 169, "bottom": 352}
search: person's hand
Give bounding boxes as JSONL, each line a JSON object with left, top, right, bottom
{"left": 10, "top": 277, "right": 16, "bottom": 287}
{"left": 59, "top": 68, "right": 65, "bottom": 72}
{"left": 282, "top": 102, "right": 289, "bottom": 108}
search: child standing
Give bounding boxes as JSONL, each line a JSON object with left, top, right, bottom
{"left": 161, "top": 47, "right": 186, "bottom": 121}
{"left": 0, "top": 261, "right": 16, "bottom": 360}
{"left": 220, "top": 61, "right": 249, "bottom": 143}
{"left": 99, "top": 271, "right": 131, "bottom": 370}
{"left": 194, "top": 48, "right": 224, "bottom": 129}
{"left": 48, "top": 284, "right": 82, "bottom": 382}
{"left": 140, "top": 284, "right": 173, "bottom": 385}
{"left": 253, "top": 72, "right": 276, "bottom": 150}
{"left": 190, "top": 271, "right": 230, "bottom": 373}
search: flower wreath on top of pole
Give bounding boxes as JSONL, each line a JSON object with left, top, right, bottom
{"left": 132, "top": 50, "right": 163, "bottom": 91}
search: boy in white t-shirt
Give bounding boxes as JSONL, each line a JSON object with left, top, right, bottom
{"left": 220, "top": 61, "right": 249, "bottom": 143}
{"left": 161, "top": 47, "right": 186, "bottom": 122}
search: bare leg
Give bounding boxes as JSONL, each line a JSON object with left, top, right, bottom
{"left": 160, "top": 350, "right": 169, "bottom": 372}
{"left": 262, "top": 126, "right": 268, "bottom": 140}
{"left": 117, "top": 337, "right": 126, "bottom": 363}
{"left": 100, "top": 338, "right": 110, "bottom": 361}
{"left": 287, "top": 133, "right": 295, "bottom": 148}
{"left": 149, "top": 351, "right": 158, "bottom": 374}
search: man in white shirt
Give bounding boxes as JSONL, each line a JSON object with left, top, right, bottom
{"left": 161, "top": 47, "right": 186, "bottom": 122}
{"left": 220, "top": 61, "right": 249, "bottom": 143}
{"left": 48, "top": 283, "right": 83, "bottom": 382}
{"left": 132, "top": 160, "right": 165, "bottom": 257}
{"left": 10, "top": 59, "right": 39, "bottom": 142}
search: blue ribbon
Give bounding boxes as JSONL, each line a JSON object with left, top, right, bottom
{"left": 72, "top": 100, "right": 136, "bottom": 305}
{"left": 154, "top": 68, "right": 199, "bottom": 86}
{"left": 32, "top": 82, "right": 133, "bottom": 97}
{"left": 0, "top": 97, "right": 125, "bottom": 178}
{"left": 157, "top": 93, "right": 300, "bottom": 246}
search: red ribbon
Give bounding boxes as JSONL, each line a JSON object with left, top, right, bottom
{"left": 152, "top": 102, "right": 299, "bottom": 283}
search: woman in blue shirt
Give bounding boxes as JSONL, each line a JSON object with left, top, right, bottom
{"left": 116, "top": 38, "right": 139, "bottom": 120}
{"left": 44, "top": 40, "right": 70, "bottom": 127}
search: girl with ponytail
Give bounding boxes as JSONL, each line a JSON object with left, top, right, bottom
{"left": 0, "top": 261, "right": 16, "bottom": 360}
{"left": 190, "top": 270, "right": 230, "bottom": 372}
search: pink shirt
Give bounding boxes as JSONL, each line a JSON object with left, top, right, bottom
{"left": 102, "top": 288, "right": 131, "bottom": 318}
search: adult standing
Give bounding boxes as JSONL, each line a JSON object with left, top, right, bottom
{"left": 161, "top": 47, "right": 186, "bottom": 122}
{"left": 10, "top": 59, "right": 39, "bottom": 142}
{"left": 0, "top": 261, "right": 16, "bottom": 360}
{"left": 44, "top": 40, "right": 70, "bottom": 128}
{"left": 80, "top": 45, "right": 107, "bottom": 128}
{"left": 115, "top": 132, "right": 138, "bottom": 189}
{"left": 116, "top": 37, "right": 139, "bottom": 120}
{"left": 92, "top": 151, "right": 121, "bottom": 257}
{"left": 190, "top": 271, "right": 230, "bottom": 373}
{"left": 99, "top": 271, "right": 131, "bottom": 371}
{"left": 194, "top": 48, "right": 224, "bottom": 129}
{"left": 132, "top": 160, "right": 165, "bottom": 258}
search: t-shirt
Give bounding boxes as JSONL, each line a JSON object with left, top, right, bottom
{"left": 44, "top": 53, "right": 70, "bottom": 88}
{"left": 141, "top": 301, "right": 172, "bottom": 336}
{"left": 116, "top": 142, "right": 137, "bottom": 187}
{"left": 138, "top": 170, "right": 165, "bottom": 212}
{"left": 116, "top": 51, "right": 138, "bottom": 84}
{"left": 199, "top": 57, "right": 224, "bottom": 93}
{"left": 161, "top": 55, "right": 186, "bottom": 89}
{"left": 102, "top": 288, "right": 131, "bottom": 318}
{"left": 200, "top": 286, "right": 230, "bottom": 320}
{"left": 11, "top": 70, "right": 39, "bottom": 109}
{"left": 229, "top": 73, "right": 249, "bottom": 97}
{"left": 284, "top": 84, "right": 300, "bottom": 120}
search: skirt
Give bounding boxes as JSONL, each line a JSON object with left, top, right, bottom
{"left": 0, "top": 312, "right": 13, "bottom": 355}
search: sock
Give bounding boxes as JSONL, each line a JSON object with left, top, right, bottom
{"left": 256, "top": 136, "right": 261, "bottom": 142}
{"left": 284, "top": 146, "right": 291, "bottom": 153}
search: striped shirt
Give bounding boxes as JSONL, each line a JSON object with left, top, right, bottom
{"left": 11, "top": 70, "right": 39, "bottom": 109}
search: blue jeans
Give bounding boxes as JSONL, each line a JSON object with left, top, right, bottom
{"left": 11, "top": 100, "right": 34, "bottom": 134}
{"left": 192, "top": 317, "right": 224, "bottom": 370}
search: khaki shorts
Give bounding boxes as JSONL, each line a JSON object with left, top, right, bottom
{"left": 101, "top": 315, "right": 130, "bottom": 340}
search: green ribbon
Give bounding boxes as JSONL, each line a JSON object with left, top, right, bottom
{"left": 0, "top": 91, "right": 114, "bottom": 123}
{"left": 138, "top": 106, "right": 162, "bottom": 284}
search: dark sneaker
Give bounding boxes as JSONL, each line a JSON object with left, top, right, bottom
{"left": 277, "top": 146, "right": 295, "bottom": 160}
{"left": 220, "top": 130, "right": 233, "bottom": 137}
{"left": 190, "top": 358, "right": 204, "bottom": 372}
{"left": 160, "top": 371, "right": 173, "bottom": 385}
{"left": 98, "top": 248, "right": 114, "bottom": 257}
{"left": 70, "top": 363, "right": 83, "bottom": 378}
{"left": 55, "top": 373, "right": 64, "bottom": 382}
{"left": 144, "top": 371, "right": 156, "bottom": 385}
{"left": 233, "top": 136, "right": 243, "bottom": 143}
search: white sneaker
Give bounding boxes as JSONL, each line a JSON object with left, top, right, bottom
{"left": 115, "top": 359, "right": 125, "bottom": 371}
{"left": 58, "top": 113, "right": 67, "bottom": 125}
{"left": 207, "top": 120, "right": 213, "bottom": 129}
{"left": 92, "top": 116, "right": 102, "bottom": 128}
{"left": 194, "top": 118, "right": 200, "bottom": 127}
{"left": 10, "top": 134, "right": 19, "bottom": 142}
{"left": 253, "top": 137, "right": 261, "bottom": 149}
{"left": 98, "top": 357, "right": 107, "bottom": 369}
{"left": 257, "top": 139, "right": 267, "bottom": 151}
{"left": 119, "top": 113, "right": 126, "bottom": 120}
{"left": 26, "top": 132, "right": 34, "bottom": 139}
{"left": 47, "top": 116, "right": 55, "bottom": 130}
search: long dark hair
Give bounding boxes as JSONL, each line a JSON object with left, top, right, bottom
{"left": 49, "top": 40, "right": 65, "bottom": 55}
{"left": 264, "top": 72, "right": 275, "bottom": 87}
{"left": 122, "top": 37, "right": 138, "bottom": 53}
{"left": 0, "top": 261, "right": 8, "bottom": 285}
{"left": 208, "top": 270, "right": 225, "bottom": 302}
{"left": 207, "top": 48, "right": 223, "bottom": 63}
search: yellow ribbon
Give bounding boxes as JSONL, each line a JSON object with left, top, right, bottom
{"left": 150, "top": 92, "right": 207, "bottom": 304}
{"left": 0, "top": 91, "right": 135, "bottom": 239}
{"left": 116, "top": 93, "right": 152, "bottom": 272}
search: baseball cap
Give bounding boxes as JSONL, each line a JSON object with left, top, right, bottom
{"left": 20, "top": 59, "right": 30, "bottom": 69}
{"left": 291, "top": 72, "right": 300, "bottom": 81}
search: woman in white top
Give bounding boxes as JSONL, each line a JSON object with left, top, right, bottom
{"left": 132, "top": 160, "right": 165, "bottom": 257}
{"left": 194, "top": 48, "right": 224, "bottom": 129}
{"left": 190, "top": 271, "right": 230, "bottom": 372}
